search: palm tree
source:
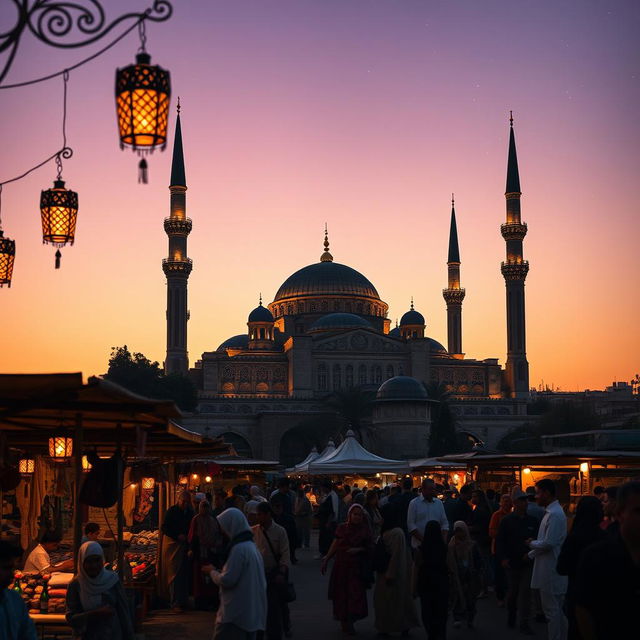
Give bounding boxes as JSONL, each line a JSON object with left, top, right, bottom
{"left": 323, "top": 387, "right": 377, "bottom": 442}
{"left": 424, "top": 381, "right": 459, "bottom": 456}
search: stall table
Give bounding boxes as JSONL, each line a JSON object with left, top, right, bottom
{"left": 29, "top": 614, "right": 72, "bottom": 639}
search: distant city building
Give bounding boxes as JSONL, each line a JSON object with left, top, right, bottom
{"left": 164, "top": 114, "right": 535, "bottom": 465}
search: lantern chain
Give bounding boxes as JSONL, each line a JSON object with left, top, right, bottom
{"left": 138, "top": 18, "right": 147, "bottom": 54}
{"left": 1, "top": 69, "right": 73, "bottom": 188}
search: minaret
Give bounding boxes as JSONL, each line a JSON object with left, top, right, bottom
{"left": 442, "top": 194, "right": 465, "bottom": 356}
{"left": 500, "top": 112, "right": 529, "bottom": 397}
{"left": 162, "top": 101, "right": 192, "bottom": 375}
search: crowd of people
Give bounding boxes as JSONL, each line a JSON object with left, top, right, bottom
{"left": 0, "top": 476, "right": 638, "bottom": 640}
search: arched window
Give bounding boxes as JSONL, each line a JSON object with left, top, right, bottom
{"left": 386, "top": 365, "right": 394, "bottom": 379}
{"left": 375, "top": 366, "right": 383, "bottom": 384}
{"left": 345, "top": 365, "right": 354, "bottom": 388}
{"left": 332, "top": 364, "right": 341, "bottom": 390}
{"left": 317, "top": 363, "right": 327, "bottom": 391}
{"left": 358, "top": 364, "right": 367, "bottom": 386}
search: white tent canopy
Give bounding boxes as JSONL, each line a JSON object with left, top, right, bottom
{"left": 307, "top": 430, "right": 409, "bottom": 475}
{"left": 292, "top": 439, "right": 336, "bottom": 473}
{"left": 286, "top": 446, "right": 320, "bottom": 473}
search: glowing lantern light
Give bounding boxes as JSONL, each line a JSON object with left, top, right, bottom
{"left": 82, "top": 456, "right": 92, "bottom": 472}
{"left": 178, "top": 475, "right": 188, "bottom": 485}
{"left": 579, "top": 462, "right": 589, "bottom": 473}
{"left": 192, "top": 474, "right": 199, "bottom": 480}
{"left": 0, "top": 230, "right": 15, "bottom": 288}
{"left": 40, "top": 179, "right": 78, "bottom": 268}
{"left": 115, "top": 45, "right": 171, "bottom": 183}
{"left": 18, "top": 458, "right": 35, "bottom": 476}
{"left": 204, "top": 476, "right": 212, "bottom": 483}
{"left": 142, "top": 477, "right": 155, "bottom": 490}
{"left": 522, "top": 467, "right": 531, "bottom": 475}
{"left": 48, "top": 433, "right": 73, "bottom": 461}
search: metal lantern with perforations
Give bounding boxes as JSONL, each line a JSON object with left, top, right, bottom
{"left": 18, "top": 458, "right": 35, "bottom": 476}
{"left": 0, "top": 231, "right": 15, "bottom": 287}
{"left": 142, "top": 477, "right": 155, "bottom": 490}
{"left": 48, "top": 433, "right": 73, "bottom": 462}
{"left": 40, "top": 179, "right": 78, "bottom": 268}
{"left": 115, "top": 51, "right": 170, "bottom": 182}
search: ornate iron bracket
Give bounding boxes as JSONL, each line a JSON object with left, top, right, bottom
{"left": 0, "top": 0, "right": 173, "bottom": 85}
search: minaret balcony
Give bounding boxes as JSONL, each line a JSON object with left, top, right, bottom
{"left": 164, "top": 217, "right": 192, "bottom": 236}
{"left": 501, "top": 260, "right": 529, "bottom": 281}
{"left": 442, "top": 288, "right": 466, "bottom": 304}
{"left": 162, "top": 257, "right": 193, "bottom": 276}
{"left": 501, "top": 222, "right": 527, "bottom": 241}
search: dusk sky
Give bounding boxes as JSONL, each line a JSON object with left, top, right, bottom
{"left": 1, "top": 0, "right": 638, "bottom": 391}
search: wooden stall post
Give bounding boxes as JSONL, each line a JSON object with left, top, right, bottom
{"left": 73, "top": 413, "right": 83, "bottom": 573}
{"left": 116, "top": 423, "right": 125, "bottom": 581}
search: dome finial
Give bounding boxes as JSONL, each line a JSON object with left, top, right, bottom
{"left": 452, "top": 192, "right": 455, "bottom": 207}
{"left": 410, "top": 296, "right": 414, "bottom": 311}
{"left": 177, "top": 96, "right": 181, "bottom": 114}
{"left": 259, "top": 292, "right": 262, "bottom": 306}
{"left": 509, "top": 110, "right": 513, "bottom": 127}
{"left": 320, "top": 223, "right": 333, "bottom": 262}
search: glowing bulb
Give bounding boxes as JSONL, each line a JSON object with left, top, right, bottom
{"left": 130, "top": 483, "right": 137, "bottom": 489}
{"left": 205, "top": 476, "right": 212, "bottom": 483}
{"left": 453, "top": 473, "right": 460, "bottom": 482}
{"left": 522, "top": 467, "right": 531, "bottom": 474}
{"left": 580, "top": 462, "right": 589, "bottom": 473}
{"left": 192, "top": 474, "right": 199, "bottom": 480}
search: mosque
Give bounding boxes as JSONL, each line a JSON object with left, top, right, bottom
{"left": 162, "top": 111, "right": 532, "bottom": 465}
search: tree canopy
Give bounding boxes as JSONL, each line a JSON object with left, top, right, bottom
{"left": 104, "top": 345, "right": 198, "bottom": 411}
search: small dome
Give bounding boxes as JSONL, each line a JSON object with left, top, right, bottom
{"left": 400, "top": 308, "right": 425, "bottom": 326}
{"left": 376, "top": 376, "right": 429, "bottom": 401}
{"left": 248, "top": 304, "right": 274, "bottom": 323}
{"left": 388, "top": 326, "right": 401, "bottom": 338}
{"left": 309, "top": 313, "right": 372, "bottom": 333}
{"left": 217, "top": 334, "right": 249, "bottom": 351}
{"left": 428, "top": 338, "right": 448, "bottom": 355}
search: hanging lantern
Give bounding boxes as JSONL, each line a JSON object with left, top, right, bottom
{"left": 0, "top": 230, "right": 15, "bottom": 287}
{"left": 40, "top": 179, "right": 78, "bottom": 268}
{"left": 82, "top": 455, "right": 92, "bottom": 472}
{"left": 142, "top": 477, "right": 155, "bottom": 490}
{"left": 48, "top": 433, "right": 73, "bottom": 462}
{"left": 178, "top": 475, "right": 188, "bottom": 485}
{"left": 115, "top": 50, "right": 171, "bottom": 183}
{"left": 18, "top": 458, "right": 35, "bottom": 476}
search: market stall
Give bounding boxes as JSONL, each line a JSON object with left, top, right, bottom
{"left": 435, "top": 449, "right": 640, "bottom": 511}
{"left": 0, "top": 372, "right": 230, "bottom": 627}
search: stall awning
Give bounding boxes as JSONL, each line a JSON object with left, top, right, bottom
{"left": 0, "top": 373, "right": 230, "bottom": 458}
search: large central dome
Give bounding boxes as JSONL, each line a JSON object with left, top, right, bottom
{"left": 273, "top": 261, "right": 380, "bottom": 302}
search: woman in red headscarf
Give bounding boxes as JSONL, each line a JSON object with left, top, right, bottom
{"left": 321, "top": 504, "right": 373, "bottom": 636}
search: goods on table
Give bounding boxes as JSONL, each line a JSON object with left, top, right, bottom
{"left": 13, "top": 571, "right": 68, "bottom": 614}
{"left": 128, "top": 530, "right": 159, "bottom": 550}
{"left": 124, "top": 530, "right": 158, "bottom": 583}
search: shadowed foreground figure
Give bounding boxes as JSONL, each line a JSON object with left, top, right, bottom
{"left": 321, "top": 504, "right": 373, "bottom": 636}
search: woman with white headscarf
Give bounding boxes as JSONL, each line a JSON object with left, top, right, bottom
{"left": 202, "top": 508, "right": 267, "bottom": 640}
{"left": 66, "top": 541, "right": 134, "bottom": 640}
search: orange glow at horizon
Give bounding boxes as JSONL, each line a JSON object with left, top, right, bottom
{"left": 0, "top": 1, "right": 638, "bottom": 393}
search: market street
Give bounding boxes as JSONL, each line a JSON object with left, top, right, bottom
{"left": 144, "top": 537, "right": 546, "bottom": 640}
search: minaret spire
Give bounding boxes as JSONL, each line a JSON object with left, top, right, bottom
{"left": 500, "top": 112, "right": 529, "bottom": 397}
{"left": 442, "top": 195, "right": 465, "bottom": 355}
{"left": 163, "top": 103, "right": 193, "bottom": 375}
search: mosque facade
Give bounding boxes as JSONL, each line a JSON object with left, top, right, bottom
{"left": 163, "top": 112, "right": 531, "bottom": 465}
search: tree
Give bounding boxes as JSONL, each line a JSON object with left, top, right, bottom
{"left": 322, "top": 387, "right": 376, "bottom": 441}
{"left": 425, "top": 382, "right": 459, "bottom": 456}
{"left": 104, "top": 345, "right": 198, "bottom": 411}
